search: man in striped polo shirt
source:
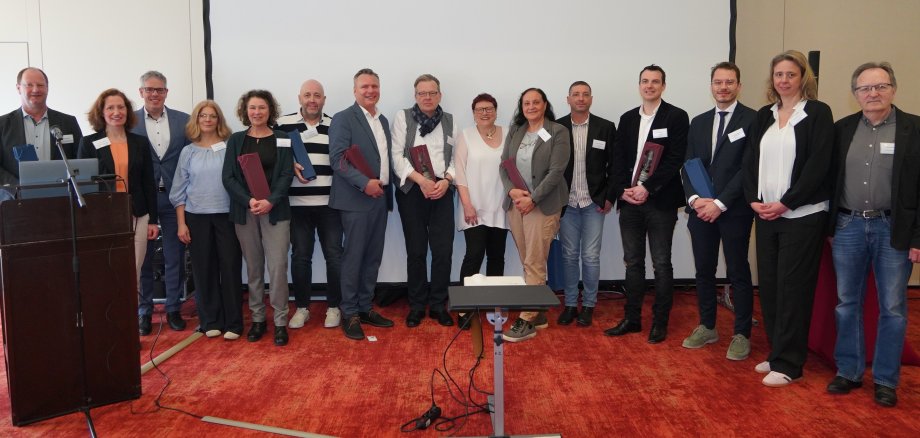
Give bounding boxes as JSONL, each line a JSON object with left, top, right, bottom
{"left": 276, "top": 79, "right": 344, "bottom": 329}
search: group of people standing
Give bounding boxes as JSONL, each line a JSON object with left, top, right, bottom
{"left": 1, "top": 48, "right": 916, "bottom": 407}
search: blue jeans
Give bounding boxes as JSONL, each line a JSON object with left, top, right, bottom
{"left": 559, "top": 203, "right": 606, "bottom": 307}
{"left": 139, "top": 191, "right": 186, "bottom": 315}
{"left": 832, "top": 212, "right": 911, "bottom": 388}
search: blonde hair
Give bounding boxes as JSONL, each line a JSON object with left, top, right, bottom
{"left": 765, "top": 50, "right": 818, "bottom": 105}
{"left": 186, "top": 100, "right": 231, "bottom": 142}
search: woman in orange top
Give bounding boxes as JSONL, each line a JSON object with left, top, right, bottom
{"left": 78, "top": 88, "right": 158, "bottom": 297}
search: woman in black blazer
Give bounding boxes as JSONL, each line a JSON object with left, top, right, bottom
{"left": 78, "top": 88, "right": 159, "bottom": 304}
{"left": 742, "top": 50, "right": 834, "bottom": 387}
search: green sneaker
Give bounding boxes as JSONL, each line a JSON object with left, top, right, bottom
{"left": 502, "top": 318, "right": 537, "bottom": 343}
{"left": 726, "top": 334, "right": 751, "bottom": 360}
{"left": 682, "top": 325, "right": 719, "bottom": 349}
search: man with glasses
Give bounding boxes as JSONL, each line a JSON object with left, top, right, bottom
{"left": 131, "top": 70, "right": 190, "bottom": 335}
{"left": 391, "top": 74, "right": 457, "bottom": 328}
{"left": 825, "top": 62, "right": 920, "bottom": 408}
{"left": 680, "top": 62, "right": 756, "bottom": 360}
{"left": 555, "top": 81, "right": 616, "bottom": 327}
{"left": 0, "top": 67, "right": 83, "bottom": 193}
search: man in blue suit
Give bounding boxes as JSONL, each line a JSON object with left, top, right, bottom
{"left": 329, "top": 68, "right": 395, "bottom": 340}
{"left": 680, "top": 62, "right": 757, "bottom": 360}
{"left": 130, "top": 70, "right": 191, "bottom": 335}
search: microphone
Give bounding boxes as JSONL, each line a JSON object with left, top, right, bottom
{"left": 51, "top": 125, "right": 64, "bottom": 142}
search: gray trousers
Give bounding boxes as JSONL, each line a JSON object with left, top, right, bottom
{"left": 235, "top": 212, "right": 291, "bottom": 327}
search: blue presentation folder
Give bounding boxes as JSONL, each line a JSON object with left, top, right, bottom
{"left": 13, "top": 144, "right": 39, "bottom": 162}
{"left": 684, "top": 158, "right": 715, "bottom": 198}
{"left": 287, "top": 130, "right": 316, "bottom": 181}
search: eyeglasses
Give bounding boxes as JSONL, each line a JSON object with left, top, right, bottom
{"left": 711, "top": 80, "right": 737, "bottom": 87}
{"left": 473, "top": 107, "right": 495, "bottom": 114}
{"left": 854, "top": 83, "right": 893, "bottom": 95}
{"left": 198, "top": 113, "right": 218, "bottom": 120}
{"left": 416, "top": 91, "right": 439, "bottom": 98}
{"left": 142, "top": 87, "right": 168, "bottom": 95}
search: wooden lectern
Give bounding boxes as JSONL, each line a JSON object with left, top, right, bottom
{"left": 0, "top": 192, "right": 140, "bottom": 426}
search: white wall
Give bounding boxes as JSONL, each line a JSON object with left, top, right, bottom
{"left": 1, "top": 0, "right": 735, "bottom": 283}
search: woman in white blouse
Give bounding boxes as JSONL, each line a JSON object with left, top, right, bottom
{"left": 454, "top": 93, "right": 509, "bottom": 329}
{"left": 742, "top": 50, "right": 835, "bottom": 388}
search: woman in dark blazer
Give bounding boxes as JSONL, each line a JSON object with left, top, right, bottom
{"left": 742, "top": 50, "right": 834, "bottom": 387}
{"left": 221, "top": 89, "right": 293, "bottom": 347}
{"left": 78, "top": 88, "right": 158, "bottom": 312}
{"left": 499, "top": 87, "right": 570, "bottom": 343}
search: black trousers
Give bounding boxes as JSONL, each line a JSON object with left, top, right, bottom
{"left": 186, "top": 212, "right": 243, "bottom": 334}
{"left": 395, "top": 184, "right": 455, "bottom": 312}
{"left": 619, "top": 203, "right": 678, "bottom": 326}
{"left": 290, "top": 205, "right": 343, "bottom": 308}
{"left": 460, "top": 225, "right": 508, "bottom": 280}
{"left": 755, "top": 211, "right": 827, "bottom": 379}
{"left": 687, "top": 212, "right": 754, "bottom": 337}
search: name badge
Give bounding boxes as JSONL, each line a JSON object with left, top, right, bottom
{"left": 592, "top": 139, "right": 606, "bottom": 150}
{"left": 300, "top": 128, "right": 318, "bottom": 142}
{"left": 276, "top": 138, "right": 292, "bottom": 148}
{"left": 447, "top": 136, "right": 455, "bottom": 146}
{"left": 880, "top": 142, "right": 895, "bottom": 154}
{"left": 212, "top": 141, "right": 227, "bottom": 152}
{"left": 727, "top": 128, "right": 746, "bottom": 143}
{"left": 62, "top": 134, "right": 74, "bottom": 144}
{"left": 93, "top": 137, "right": 111, "bottom": 149}
{"left": 538, "top": 128, "right": 551, "bottom": 142}
{"left": 652, "top": 128, "right": 668, "bottom": 139}
{"left": 789, "top": 110, "right": 807, "bottom": 126}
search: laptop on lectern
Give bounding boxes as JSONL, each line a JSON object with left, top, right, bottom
{"left": 18, "top": 159, "right": 100, "bottom": 199}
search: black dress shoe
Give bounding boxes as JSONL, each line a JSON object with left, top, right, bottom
{"left": 576, "top": 307, "right": 594, "bottom": 327}
{"left": 604, "top": 319, "right": 641, "bottom": 336}
{"left": 247, "top": 321, "right": 266, "bottom": 342}
{"left": 360, "top": 310, "right": 394, "bottom": 328}
{"left": 557, "top": 306, "right": 579, "bottom": 325}
{"left": 273, "top": 326, "right": 288, "bottom": 346}
{"left": 167, "top": 311, "right": 187, "bottom": 331}
{"left": 648, "top": 324, "right": 667, "bottom": 344}
{"left": 139, "top": 314, "right": 152, "bottom": 336}
{"left": 342, "top": 315, "right": 365, "bottom": 340}
{"left": 458, "top": 313, "right": 475, "bottom": 330}
{"left": 826, "top": 376, "right": 862, "bottom": 394}
{"left": 406, "top": 310, "right": 425, "bottom": 327}
{"left": 874, "top": 384, "right": 897, "bottom": 407}
{"left": 430, "top": 310, "right": 454, "bottom": 327}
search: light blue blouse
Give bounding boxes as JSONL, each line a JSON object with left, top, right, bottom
{"left": 170, "top": 142, "right": 231, "bottom": 214}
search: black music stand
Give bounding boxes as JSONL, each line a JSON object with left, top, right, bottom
{"left": 448, "top": 285, "right": 559, "bottom": 438}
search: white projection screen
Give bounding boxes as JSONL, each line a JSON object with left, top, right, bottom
{"left": 209, "top": 0, "right": 733, "bottom": 283}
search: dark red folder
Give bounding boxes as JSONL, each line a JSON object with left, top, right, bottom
{"left": 500, "top": 157, "right": 528, "bottom": 191}
{"left": 237, "top": 153, "right": 271, "bottom": 200}
{"left": 343, "top": 144, "right": 378, "bottom": 179}
{"left": 631, "top": 142, "right": 664, "bottom": 186}
{"left": 409, "top": 144, "right": 435, "bottom": 181}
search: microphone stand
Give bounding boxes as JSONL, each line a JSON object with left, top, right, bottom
{"left": 53, "top": 132, "right": 97, "bottom": 438}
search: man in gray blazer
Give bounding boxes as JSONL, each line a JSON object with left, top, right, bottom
{"left": 130, "top": 70, "right": 191, "bottom": 335}
{"left": 329, "top": 68, "right": 395, "bottom": 340}
{"left": 0, "top": 67, "right": 83, "bottom": 195}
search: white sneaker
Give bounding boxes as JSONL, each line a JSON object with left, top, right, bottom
{"left": 205, "top": 329, "right": 221, "bottom": 338}
{"left": 762, "top": 371, "right": 799, "bottom": 387}
{"left": 223, "top": 331, "right": 240, "bottom": 341}
{"left": 755, "top": 361, "right": 771, "bottom": 374}
{"left": 324, "top": 307, "right": 342, "bottom": 328}
{"left": 289, "top": 308, "right": 310, "bottom": 329}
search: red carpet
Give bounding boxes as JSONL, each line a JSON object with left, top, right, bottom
{"left": 1, "top": 290, "right": 919, "bottom": 437}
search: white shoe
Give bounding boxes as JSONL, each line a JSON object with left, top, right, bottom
{"left": 324, "top": 307, "right": 342, "bottom": 328}
{"left": 289, "top": 308, "right": 310, "bottom": 329}
{"left": 223, "top": 331, "right": 240, "bottom": 341}
{"left": 205, "top": 329, "right": 221, "bottom": 338}
{"left": 755, "top": 361, "right": 771, "bottom": 374}
{"left": 762, "top": 371, "right": 799, "bottom": 387}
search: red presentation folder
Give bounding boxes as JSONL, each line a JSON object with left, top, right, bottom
{"left": 631, "top": 141, "right": 664, "bottom": 186}
{"left": 409, "top": 144, "right": 435, "bottom": 181}
{"left": 500, "top": 157, "right": 529, "bottom": 191}
{"left": 237, "top": 153, "right": 271, "bottom": 200}
{"left": 343, "top": 144, "right": 378, "bottom": 179}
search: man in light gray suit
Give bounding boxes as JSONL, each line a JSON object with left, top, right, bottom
{"left": 329, "top": 68, "right": 395, "bottom": 340}
{"left": 130, "top": 70, "right": 191, "bottom": 335}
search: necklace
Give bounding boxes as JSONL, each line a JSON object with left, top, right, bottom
{"left": 482, "top": 125, "right": 496, "bottom": 140}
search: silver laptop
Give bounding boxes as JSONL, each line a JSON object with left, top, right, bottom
{"left": 18, "top": 159, "right": 100, "bottom": 199}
